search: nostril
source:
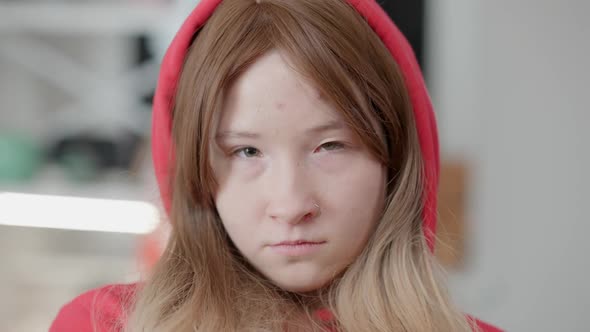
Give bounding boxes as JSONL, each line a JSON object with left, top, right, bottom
{"left": 304, "top": 203, "right": 321, "bottom": 221}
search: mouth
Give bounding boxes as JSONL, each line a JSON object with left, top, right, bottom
{"left": 272, "top": 240, "right": 326, "bottom": 246}
{"left": 269, "top": 240, "right": 327, "bottom": 256}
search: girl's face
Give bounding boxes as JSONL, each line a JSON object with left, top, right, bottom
{"left": 211, "top": 50, "right": 386, "bottom": 293}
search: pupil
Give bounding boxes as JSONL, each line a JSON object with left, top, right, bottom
{"left": 245, "top": 148, "right": 257, "bottom": 156}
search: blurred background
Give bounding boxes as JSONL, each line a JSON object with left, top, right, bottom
{"left": 0, "top": 0, "right": 588, "bottom": 331}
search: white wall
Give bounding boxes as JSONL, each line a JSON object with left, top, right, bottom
{"left": 427, "top": 1, "right": 590, "bottom": 331}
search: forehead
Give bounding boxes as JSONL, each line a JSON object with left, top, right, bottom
{"left": 218, "top": 50, "right": 345, "bottom": 133}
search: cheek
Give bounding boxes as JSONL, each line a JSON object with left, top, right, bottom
{"left": 215, "top": 186, "right": 257, "bottom": 226}
{"left": 212, "top": 155, "right": 265, "bottom": 217}
{"left": 214, "top": 173, "right": 264, "bottom": 248}
{"left": 327, "top": 161, "right": 386, "bottom": 237}
{"left": 326, "top": 155, "right": 385, "bottom": 206}
{"left": 215, "top": 198, "right": 256, "bottom": 257}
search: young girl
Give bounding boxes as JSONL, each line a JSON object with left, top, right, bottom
{"left": 50, "top": 0, "right": 502, "bottom": 331}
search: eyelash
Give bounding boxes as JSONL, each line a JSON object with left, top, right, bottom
{"left": 231, "top": 141, "right": 346, "bottom": 158}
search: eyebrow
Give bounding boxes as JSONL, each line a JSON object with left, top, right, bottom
{"left": 215, "top": 120, "right": 346, "bottom": 141}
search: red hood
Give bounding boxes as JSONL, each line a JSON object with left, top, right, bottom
{"left": 151, "top": 0, "right": 440, "bottom": 250}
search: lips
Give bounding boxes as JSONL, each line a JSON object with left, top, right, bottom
{"left": 272, "top": 240, "right": 325, "bottom": 246}
{"left": 269, "top": 240, "right": 327, "bottom": 256}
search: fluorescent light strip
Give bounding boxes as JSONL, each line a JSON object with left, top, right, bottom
{"left": 0, "top": 192, "right": 160, "bottom": 234}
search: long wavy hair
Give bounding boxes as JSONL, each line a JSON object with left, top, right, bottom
{"left": 125, "top": 0, "right": 477, "bottom": 331}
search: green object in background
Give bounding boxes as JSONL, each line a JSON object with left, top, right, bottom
{"left": 0, "top": 133, "right": 42, "bottom": 182}
{"left": 58, "top": 145, "right": 101, "bottom": 182}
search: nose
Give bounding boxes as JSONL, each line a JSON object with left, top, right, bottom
{"left": 266, "top": 160, "right": 321, "bottom": 225}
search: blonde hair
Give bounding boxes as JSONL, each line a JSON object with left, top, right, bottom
{"left": 126, "top": 0, "right": 478, "bottom": 331}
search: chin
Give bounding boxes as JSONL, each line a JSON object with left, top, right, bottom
{"left": 270, "top": 275, "right": 330, "bottom": 293}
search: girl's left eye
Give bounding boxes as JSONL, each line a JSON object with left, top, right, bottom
{"left": 233, "top": 147, "right": 261, "bottom": 158}
{"left": 317, "top": 141, "right": 345, "bottom": 152}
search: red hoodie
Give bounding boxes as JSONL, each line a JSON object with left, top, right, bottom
{"left": 50, "top": 0, "right": 502, "bottom": 331}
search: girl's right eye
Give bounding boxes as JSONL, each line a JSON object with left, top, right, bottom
{"left": 232, "top": 147, "right": 261, "bottom": 158}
